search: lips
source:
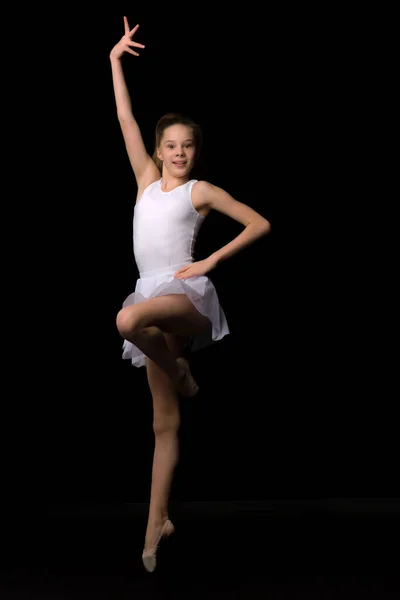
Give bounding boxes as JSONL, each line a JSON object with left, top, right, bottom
{"left": 173, "top": 161, "right": 186, "bottom": 166}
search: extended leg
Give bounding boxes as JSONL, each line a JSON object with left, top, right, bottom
{"left": 143, "top": 333, "right": 185, "bottom": 553}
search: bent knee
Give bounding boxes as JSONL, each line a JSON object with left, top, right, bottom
{"left": 116, "top": 307, "right": 141, "bottom": 339}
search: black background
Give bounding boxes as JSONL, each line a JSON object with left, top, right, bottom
{"left": 4, "top": 8, "right": 396, "bottom": 504}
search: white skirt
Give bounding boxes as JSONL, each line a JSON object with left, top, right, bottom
{"left": 121, "top": 262, "right": 230, "bottom": 367}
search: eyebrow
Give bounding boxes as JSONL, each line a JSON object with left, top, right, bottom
{"left": 164, "top": 139, "right": 194, "bottom": 143}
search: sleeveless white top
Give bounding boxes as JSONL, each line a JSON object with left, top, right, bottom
{"left": 133, "top": 179, "right": 205, "bottom": 275}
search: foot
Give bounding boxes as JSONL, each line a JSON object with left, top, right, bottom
{"left": 142, "top": 518, "right": 175, "bottom": 573}
{"left": 175, "top": 357, "right": 199, "bottom": 397}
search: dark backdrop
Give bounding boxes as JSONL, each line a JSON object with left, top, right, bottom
{"left": 4, "top": 9, "right": 395, "bottom": 504}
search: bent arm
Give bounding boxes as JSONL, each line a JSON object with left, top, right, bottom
{"left": 193, "top": 181, "right": 271, "bottom": 267}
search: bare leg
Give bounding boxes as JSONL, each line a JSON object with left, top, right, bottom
{"left": 117, "top": 295, "right": 210, "bottom": 549}
{"left": 143, "top": 333, "right": 185, "bottom": 552}
{"left": 117, "top": 294, "right": 211, "bottom": 388}
{"left": 126, "top": 325, "right": 183, "bottom": 384}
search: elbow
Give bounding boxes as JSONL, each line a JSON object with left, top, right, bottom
{"left": 258, "top": 218, "right": 271, "bottom": 236}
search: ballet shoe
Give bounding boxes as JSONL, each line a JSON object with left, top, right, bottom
{"left": 142, "top": 518, "right": 175, "bottom": 573}
{"left": 176, "top": 357, "right": 199, "bottom": 397}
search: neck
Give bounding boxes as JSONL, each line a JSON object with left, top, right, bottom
{"left": 160, "top": 172, "right": 190, "bottom": 192}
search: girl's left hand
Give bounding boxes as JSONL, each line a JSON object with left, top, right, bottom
{"left": 174, "top": 257, "right": 217, "bottom": 280}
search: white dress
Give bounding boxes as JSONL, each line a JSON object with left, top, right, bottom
{"left": 122, "top": 178, "right": 230, "bottom": 367}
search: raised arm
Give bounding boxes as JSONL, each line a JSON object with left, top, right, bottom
{"left": 110, "top": 17, "right": 160, "bottom": 191}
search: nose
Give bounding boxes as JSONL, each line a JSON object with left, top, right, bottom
{"left": 176, "top": 147, "right": 185, "bottom": 156}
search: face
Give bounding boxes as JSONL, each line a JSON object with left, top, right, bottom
{"left": 157, "top": 124, "right": 196, "bottom": 178}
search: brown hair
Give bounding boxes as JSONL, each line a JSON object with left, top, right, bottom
{"left": 151, "top": 112, "right": 203, "bottom": 172}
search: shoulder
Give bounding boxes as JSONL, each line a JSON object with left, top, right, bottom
{"left": 192, "top": 180, "right": 235, "bottom": 210}
{"left": 192, "top": 180, "right": 271, "bottom": 229}
{"left": 190, "top": 180, "right": 217, "bottom": 217}
{"left": 192, "top": 180, "right": 214, "bottom": 198}
{"left": 191, "top": 180, "right": 221, "bottom": 208}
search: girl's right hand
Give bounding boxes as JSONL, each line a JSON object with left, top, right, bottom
{"left": 110, "top": 17, "right": 145, "bottom": 60}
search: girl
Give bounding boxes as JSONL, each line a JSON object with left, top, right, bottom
{"left": 110, "top": 17, "right": 271, "bottom": 572}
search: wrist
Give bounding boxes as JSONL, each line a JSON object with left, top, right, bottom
{"left": 208, "top": 253, "right": 220, "bottom": 269}
{"left": 110, "top": 51, "right": 122, "bottom": 62}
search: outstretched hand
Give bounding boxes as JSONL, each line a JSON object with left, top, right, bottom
{"left": 174, "top": 258, "right": 217, "bottom": 280}
{"left": 110, "top": 16, "right": 145, "bottom": 60}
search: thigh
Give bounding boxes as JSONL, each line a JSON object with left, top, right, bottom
{"left": 130, "top": 294, "right": 211, "bottom": 337}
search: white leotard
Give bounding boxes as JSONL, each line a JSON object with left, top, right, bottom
{"left": 133, "top": 179, "right": 205, "bottom": 275}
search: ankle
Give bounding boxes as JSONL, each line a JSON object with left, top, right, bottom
{"left": 147, "top": 512, "right": 168, "bottom": 527}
